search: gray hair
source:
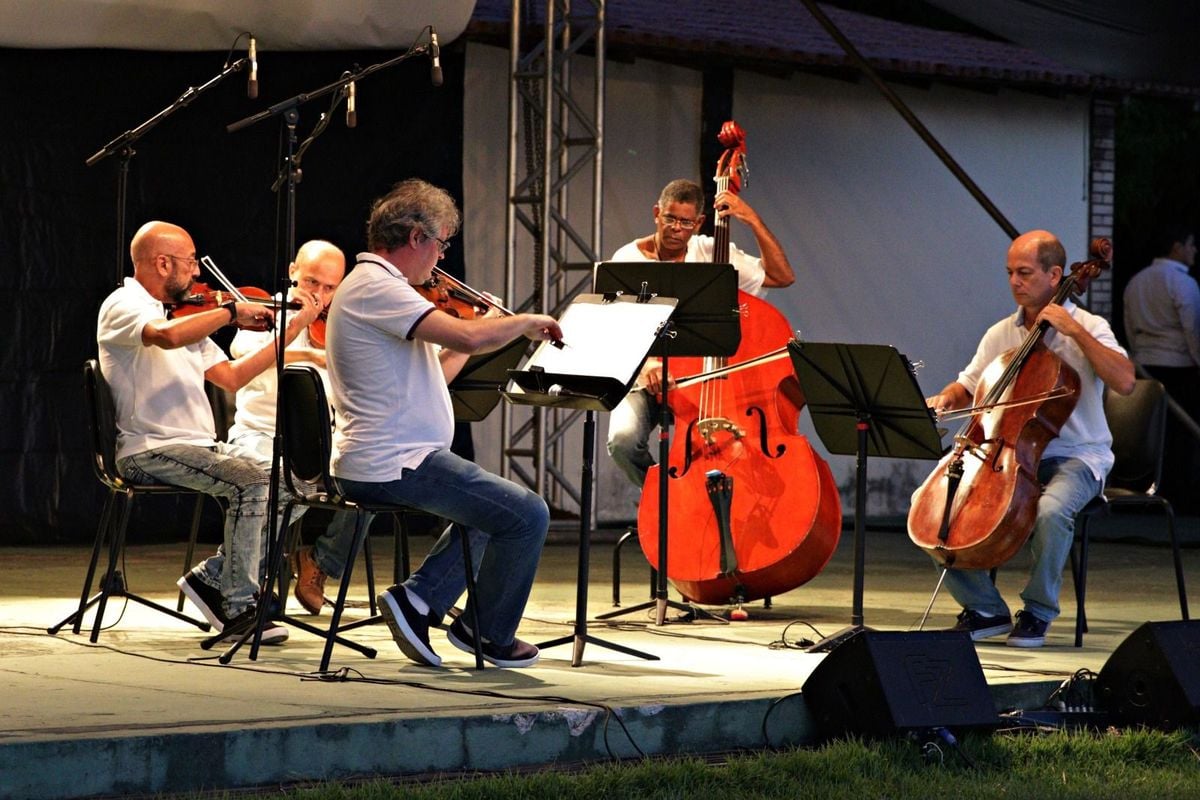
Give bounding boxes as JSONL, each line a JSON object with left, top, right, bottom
{"left": 366, "top": 178, "right": 461, "bottom": 252}
{"left": 657, "top": 179, "right": 704, "bottom": 212}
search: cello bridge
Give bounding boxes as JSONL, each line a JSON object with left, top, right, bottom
{"left": 954, "top": 435, "right": 1006, "bottom": 470}
{"left": 697, "top": 417, "right": 744, "bottom": 445}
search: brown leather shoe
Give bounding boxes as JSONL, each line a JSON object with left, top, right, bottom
{"left": 291, "top": 546, "right": 328, "bottom": 615}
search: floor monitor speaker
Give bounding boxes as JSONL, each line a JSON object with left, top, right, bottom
{"left": 1096, "top": 620, "right": 1200, "bottom": 729}
{"left": 801, "top": 630, "right": 997, "bottom": 739}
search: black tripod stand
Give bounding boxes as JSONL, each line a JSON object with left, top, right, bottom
{"left": 592, "top": 261, "right": 740, "bottom": 625}
{"left": 785, "top": 341, "right": 942, "bottom": 652}
{"left": 506, "top": 293, "right": 676, "bottom": 665}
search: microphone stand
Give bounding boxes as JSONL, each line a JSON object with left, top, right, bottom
{"left": 86, "top": 56, "right": 251, "bottom": 289}
{"left": 218, "top": 32, "right": 437, "bottom": 664}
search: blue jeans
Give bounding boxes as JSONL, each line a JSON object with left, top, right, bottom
{"left": 336, "top": 449, "right": 549, "bottom": 647}
{"left": 606, "top": 388, "right": 659, "bottom": 487}
{"left": 942, "top": 457, "right": 1101, "bottom": 622}
{"left": 119, "top": 442, "right": 301, "bottom": 617}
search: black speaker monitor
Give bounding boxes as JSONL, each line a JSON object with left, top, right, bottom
{"left": 801, "top": 630, "right": 997, "bottom": 739}
{"left": 1096, "top": 620, "right": 1200, "bottom": 729}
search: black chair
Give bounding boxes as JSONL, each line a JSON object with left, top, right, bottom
{"left": 49, "top": 360, "right": 211, "bottom": 641}
{"left": 248, "top": 365, "right": 483, "bottom": 671}
{"left": 1069, "top": 378, "right": 1190, "bottom": 647}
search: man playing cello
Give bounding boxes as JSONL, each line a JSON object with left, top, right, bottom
{"left": 921, "top": 230, "right": 1134, "bottom": 647}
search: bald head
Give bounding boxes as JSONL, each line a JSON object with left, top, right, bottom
{"left": 129, "top": 220, "right": 198, "bottom": 301}
{"left": 130, "top": 221, "right": 192, "bottom": 271}
{"left": 1009, "top": 229, "right": 1066, "bottom": 274}
{"left": 290, "top": 239, "right": 346, "bottom": 311}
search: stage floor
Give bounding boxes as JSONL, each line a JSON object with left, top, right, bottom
{"left": 1, "top": 517, "right": 1195, "bottom": 799}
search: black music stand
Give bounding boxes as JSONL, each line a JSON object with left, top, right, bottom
{"left": 592, "top": 262, "right": 740, "bottom": 624}
{"left": 449, "top": 336, "right": 530, "bottom": 422}
{"left": 785, "top": 341, "right": 942, "bottom": 651}
{"left": 505, "top": 293, "right": 676, "bottom": 665}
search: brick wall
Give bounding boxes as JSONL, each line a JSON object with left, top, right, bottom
{"left": 1087, "top": 96, "right": 1118, "bottom": 318}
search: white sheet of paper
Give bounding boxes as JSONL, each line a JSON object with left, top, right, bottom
{"left": 523, "top": 297, "right": 675, "bottom": 382}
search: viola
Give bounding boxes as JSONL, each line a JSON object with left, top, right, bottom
{"left": 636, "top": 120, "right": 843, "bottom": 606}
{"left": 906, "top": 239, "right": 1111, "bottom": 569}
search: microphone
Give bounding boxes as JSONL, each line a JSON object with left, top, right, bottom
{"left": 247, "top": 36, "right": 258, "bottom": 99}
{"left": 345, "top": 80, "right": 357, "bottom": 128}
{"left": 429, "top": 28, "right": 443, "bottom": 87}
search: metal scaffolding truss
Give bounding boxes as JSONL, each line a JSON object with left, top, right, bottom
{"left": 501, "top": 0, "right": 605, "bottom": 521}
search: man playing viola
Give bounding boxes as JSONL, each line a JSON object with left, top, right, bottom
{"left": 97, "top": 221, "right": 323, "bottom": 644}
{"left": 923, "top": 230, "right": 1134, "bottom": 647}
{"left": 325, "top": 178, "right": 562, "bottom": 668}
{"left": 225, "top": 239, "right": 349, "bottom": 615}
{"left": 606, "top": 178, "right": 796, "bottom": 486}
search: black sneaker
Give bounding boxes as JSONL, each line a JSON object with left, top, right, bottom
{"left": 378, "top": 585, "right": 441, "bottom": 666}
{"left": 948, "top": 608, "right": 1013, "bottom": 641}
{"left": 217, "top": 605, "right": 289, "bottom": 646}
{"left": 1007, "top": 610, "right": 1049, "bottom": 648}
{"left": 447, "top": 616, "right": 539, "bottom": 668}
{"left": 177, "top": 569, "right": 229, "bottom": 631}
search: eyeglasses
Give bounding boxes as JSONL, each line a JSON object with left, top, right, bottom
{"left": 429, "top": 234, "right": 452, "bottom": 254}
{"left": 660, "top": 214, "right": 698, "bottom": 231}
{"left": 162, "top": 254, "right": 200, "bottom": 268}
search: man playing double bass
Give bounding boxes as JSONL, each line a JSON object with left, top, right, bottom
{"left": 606, "top": 178, "right": 796, "bottom": 486}
{"left": 922, "top": 230, "right": 1134, "bottom": 647}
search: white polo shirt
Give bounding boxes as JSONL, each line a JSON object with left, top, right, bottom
{"left": 328, "top": 253, "right": 454, "bottom": 482}
{"left": 610, "top": 234, "right": 768, "bottom": 298}
{"left": 96, "top": 277, "right": 227, "bottom": 461}
{"left": 956, "top": 300, "right": 1125, "bottom": 481}
{"left": 228, "top": 308, "right": 326, "bottom": 440}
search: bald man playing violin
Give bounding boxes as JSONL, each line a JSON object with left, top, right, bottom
{"left": 96, "top": 220, "right": 323, "bottom": 645}
{"left": 324, "top": 178, "right": 561, "bottom": 668}
{"left": 921, "top": 229, "right": 1134, "bottom": 648}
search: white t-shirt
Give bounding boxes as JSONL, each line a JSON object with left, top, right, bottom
{"left": 956, "top": 300, "right": 1125, "bottom": 481}
{"left": 96, "top": 277, "right": 227, "bottom": 461}
{"left": 610, "top": 234, "right": 768, "bottom": 297}
{"left": 227, "top": 305, "right": 326, "bottom": 440}
{"left": 328, "top": 253, "right": 454, "bottom": 482}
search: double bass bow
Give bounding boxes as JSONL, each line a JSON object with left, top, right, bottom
{"left": 636, "top": 121, "right": 842, "bottom": 606}
{"left": 907, "top": 238, "right": 1112, "bottom": 569}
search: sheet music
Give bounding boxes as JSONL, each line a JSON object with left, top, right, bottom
{"left": 524, "top": 297, "right": 676, "bottom": 382}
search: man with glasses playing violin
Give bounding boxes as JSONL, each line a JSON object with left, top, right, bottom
{"left": 606, "top": 178, "right": 796, "bottom": 486}
{"left": 96, "top": 220, "right": 323, "bottom": 645}
{"left": 324, "top": 178, "right": 562, "bottom": 668}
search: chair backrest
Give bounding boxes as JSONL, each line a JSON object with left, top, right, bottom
{"left": 1104, "top": 377, "right": 1167, "bottom": 494}
{"left": 280, "top": 365, "right": 337, "bottom": 496}
{"left": 83, "top": 359, "right": 121, "bottom": 489}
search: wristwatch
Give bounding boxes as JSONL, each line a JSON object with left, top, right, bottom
{"left": 221, "top": 300, "right": 238, "bottom": 325}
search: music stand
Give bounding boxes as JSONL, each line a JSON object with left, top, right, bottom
{"left": 786, "top": 341, "right": 942, "bottom": 652}
{"left": 449, "top": 336, "right": 530, "bottom": 422}
{"left": 593, "top": 262, "right": 740, "bottom": 624}
{"left": 505, "top": 293, "right": 676, "bottom": 666}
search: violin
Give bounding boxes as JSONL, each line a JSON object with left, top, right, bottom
{"left": 907, "top": 239, "right": 1111, "bottom": 569}
{"left": 416, "top": 266, "right": 565, "bottom": 348}
{"left": 416, "top": 266, "right": 515, "bottom": 319}
{"left": 636, "top": 120, "right": 842, "bottom": 606}
{"left": 165, "top": 282, "right": 294, "bottom": 332}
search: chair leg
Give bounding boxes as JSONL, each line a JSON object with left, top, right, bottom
{"left": 177, "top": 494, "right": 205, "bottom": 612}
{"left": 276, "top": 519, "right": 304, "bottom": 612}
{"left": 458, "top": 523, "right": 485, "bottom": 669}
{"left": 91, "top": 490, "right": 136, "bottom": 643}
{"left": 363, "top": 528, "right": 377, "bottom": 616}
{"left": 49, "top": 491, "right": 117, "bottom": 635}
{"left": 320, "top": 510, "right": 372, "bottom": 673}
{"left": 1072, "top": 517, "right": 1090, "bottom": 648}
{"left": 1165, "top": 505, "right": 1189, "bottom": 620}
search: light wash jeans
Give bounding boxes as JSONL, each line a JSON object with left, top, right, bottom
{"left": 336, "top": 448, "right": 548, "bottom": 647}
{"left": 229, "top": 429, "right": 357, "bottom": 580}
{"left": 942, "top": 457, "right": 1101, "bottom": 623}
{"left": 119, "top": 441, "right": 300, "bottom": 617}
{"left": 606, "top": 388, "right": 660, "bottom": 487}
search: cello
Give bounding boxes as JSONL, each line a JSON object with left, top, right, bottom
{"left": 636, "top": 121, "right": 843, "bottom": 606}
{"left": 907, "top": 239, "right": 1111, "bottom": 569}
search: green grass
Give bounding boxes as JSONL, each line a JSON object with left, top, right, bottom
{"left": 218, "top": 728, "right": 1200, "bottom": 800}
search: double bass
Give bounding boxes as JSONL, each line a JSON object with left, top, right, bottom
{"left": 907, "top": 239, "right": 1111, "bottom": 569}
{"left": 636, "top": 121, "right": 843, "bottom": 606}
